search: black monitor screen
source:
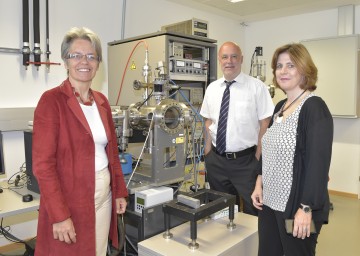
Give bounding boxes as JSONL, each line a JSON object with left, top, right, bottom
{"left": 0, "top": 132, "right": 5, "bottom": 175}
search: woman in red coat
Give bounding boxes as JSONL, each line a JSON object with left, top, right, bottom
{"left": 33, "top": 27, "right": 128, "bottom": 256}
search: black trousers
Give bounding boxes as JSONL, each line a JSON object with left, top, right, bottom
{"left": 204, "top": 148, "right": 258, "bottom": 216}
{"left": 258, "top": 205, "right": 323, "bottom": 256}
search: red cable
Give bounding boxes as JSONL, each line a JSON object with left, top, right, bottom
{"left": 115, "top": 40, "right": 148, "bottom": 105}
{"left": 26, "top": 61, "right": 61, "bottom": 65}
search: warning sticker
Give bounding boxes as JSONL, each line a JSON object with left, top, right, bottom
{"left": 176, "top": 137, "right": 184, "bottom": 144}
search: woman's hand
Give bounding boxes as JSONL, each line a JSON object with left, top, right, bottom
{"left": 251, "top": 175, "right": 263, "bottom": 210}
{"left": 292, "top": 208, "right": 312, "bottom": 239}
{"left": 53, "top": 218, "right": 76, "bottom": 244}
{"left": 116, "top": 197, "right": 127, "bottom": 214}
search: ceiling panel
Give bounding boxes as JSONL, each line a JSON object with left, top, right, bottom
{"left": 165, "top": 0, "right": 360, "bottom": 22}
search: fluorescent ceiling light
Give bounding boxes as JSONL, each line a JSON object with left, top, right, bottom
{"left": 228, "top": 0, "right": 246, "bottom": 2}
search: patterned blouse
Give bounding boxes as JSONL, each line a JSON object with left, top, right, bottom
{"left": 262, "top": 93, "right": 314, "bottom": 212}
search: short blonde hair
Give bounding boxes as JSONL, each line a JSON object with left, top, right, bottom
{"left": 61, "top": 27, "right": 102, "bottom": 63}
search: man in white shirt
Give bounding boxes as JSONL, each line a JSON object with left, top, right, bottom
{"left": 200, "top": 41, "right": 274, "bottom": 215}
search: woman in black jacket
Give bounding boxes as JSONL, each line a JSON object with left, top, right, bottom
{"left": 251, "top": 43, "right": 333, "bottom": 256}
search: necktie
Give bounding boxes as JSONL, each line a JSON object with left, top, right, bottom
{"left": 216, "top": 80, "right": 235, "bottom": 154}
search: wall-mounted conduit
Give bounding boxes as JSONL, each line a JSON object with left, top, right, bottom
{"left": 22, "top": 0, "right": 31, "bottom": 68}
{"left": 45, "top": 0, "right": 51, "bottom": 72}
{"left": 32, "top": 0, "right": 41, "bottom": 69}
{"left": 0, "top": 0, "right": 60, "bottom": 70}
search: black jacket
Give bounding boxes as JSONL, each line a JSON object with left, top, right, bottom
{"left": 266, "top": 96, "right": 333, "bottom": 223}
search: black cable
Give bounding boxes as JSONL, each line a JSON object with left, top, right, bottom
{"left": 7, "top": 163, "right": 26, "bottom": 186}
{"left": 162, "top": 151, "right": 176, "bottom": 167}
{"left": 7, "top": 173, "right": 21, "bottom": 186}
{"left": 124, "top": 234, "right": 138, "bottom": 254}
{"left": 168, "top": 86, "right": 182, "bottom": 99}
{"left": 8, "top": 187, "right": 25, "bottom": 197}
{"left": 118, "top": 215, "right": 125, "bottom": 253}
{"left": 6, "top": 162, "right": 27, "bottom": 188}
{"left": 0, "top": 163, "right": 35, "bottom": 255}
{"left": 107, "top": 214, "right": 127, "bottom": 256}
{"left": 1, "top": 218, "right": 25, "bottom": 244}
{"left": 22, "top": 0, "right": 30, "bottom": 67}
{"left": 0, "top": 219, "right": 35, "bottom": 255}
{"left": 136, "top": 89, "right": 153, "bottom": 110}
{"left": 249, "top": 49, "right": 256, "bottom": 75}
{"left": 45, "top": 0, "right": 50, "bottom": 61}
{"left": 32, "top": 0, "right": 41, "bottom": 67}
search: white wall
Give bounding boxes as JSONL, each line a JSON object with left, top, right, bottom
{"left": 0, "top": 0, "right": 244, "bottom": 181}
{"left": 243, "top": 7, "right": 360, "bottom": 197}
{"left": 0, "top": 0, "right": 243, "bottom": 247}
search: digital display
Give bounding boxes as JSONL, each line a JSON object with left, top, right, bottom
{"left": 176, "top": 60, "right": 185, "bottom": 67}
{"left": 194, "top": 21, "right": 208, "bottom": 30}
{"left": 194, "top": 31, "right": 207, "bottom": 37}
{"left": 193, "top": 62, "right": 201, "bottom": 69}
{"left": 137, "top": 197, "right": 145, "bottom": 206}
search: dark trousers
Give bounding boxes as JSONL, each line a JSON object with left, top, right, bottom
{"left": 258, "top": 205, "right": 323, "bottom": 256}
{"left": 204, "top": 149, "right": 258, "bottom": 216}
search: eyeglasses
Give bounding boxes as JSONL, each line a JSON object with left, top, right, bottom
{"left": 66, "top": 53, "right": 100, "bottom": 62}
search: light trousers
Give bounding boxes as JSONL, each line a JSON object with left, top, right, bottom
{"left": 95, "top": 167, "right": 112, "bottom": 256}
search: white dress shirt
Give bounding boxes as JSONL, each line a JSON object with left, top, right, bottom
{"left": 200, "top": 72, "right": 274, "bottom": 152}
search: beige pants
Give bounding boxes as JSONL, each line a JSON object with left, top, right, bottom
{"left": 95, "top": 167, "right": 112, "bottom": 256}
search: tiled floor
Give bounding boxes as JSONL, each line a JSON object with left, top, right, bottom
{"left": 2, "top": 195, "right": 360, "bottom": 256}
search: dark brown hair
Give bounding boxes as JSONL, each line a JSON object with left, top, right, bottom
{"left": 271, "top": 43, "right": 317, "bottom": 91}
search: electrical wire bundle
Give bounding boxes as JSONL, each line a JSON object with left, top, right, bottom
{"left": 0, "top": 218, "right": 35, "bottom": 256}
{"left": 6, "top": 163, "right": 27, "bottom": 188}
{"left": 0, "top": 162, "right": 36, "bottom": 256}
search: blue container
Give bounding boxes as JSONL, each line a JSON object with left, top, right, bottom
{"left": 120, "top": 153, "right": 133, "bottom": 175}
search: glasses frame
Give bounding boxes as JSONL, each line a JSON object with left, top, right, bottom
{"left": 66, "top": 53, "right": 100, "bottom": 62}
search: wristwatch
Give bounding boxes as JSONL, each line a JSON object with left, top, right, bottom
{"left": 300, "top": 204, "right": 312, "bottom": 213}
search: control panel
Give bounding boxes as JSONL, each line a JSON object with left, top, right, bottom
{"left": 135, "top": 186, "right": 174, "bottom": 214}
{"left": 108, "top": 32, "right": 217, "bottom": 106}
{"left": 169, "top": 59, "right": 207, "bottom": 76}
{"left": 168, "top": 41, "right": 209, "bottom": 81}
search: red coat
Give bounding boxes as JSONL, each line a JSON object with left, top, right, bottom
{"left": 33, "top": 79, "right": 128, "bottom": 256}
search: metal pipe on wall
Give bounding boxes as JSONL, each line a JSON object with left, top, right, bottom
{"left": 1, "top": 0, "right": 60, "bottom": 69}
{"left": 32, "top": 0, "right": 41, "bottom": 69}
{"left": 45, "top": 0, "right": 51, "bottom": 72}
{"left": 0, "top": 47, "right": 21, "bottom": 54}
{"left": 121, "top": 0, "right": 126, "bottom": 40}
{"left": 22, "top": 0, "right": 30, "bottom": 69}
